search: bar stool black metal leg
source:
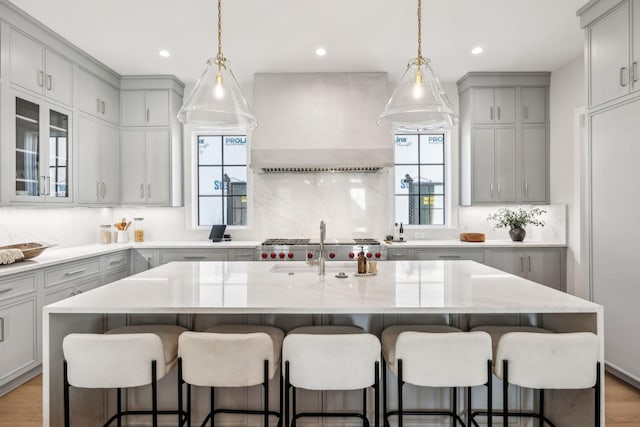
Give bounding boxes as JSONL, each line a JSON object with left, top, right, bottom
{"left": 292, "top": 386, "right": 297, "bottom": 427}
{"left": 595, "top": 362, "right": 601, "bottom": 427}
{"left": 178, "top": 359, "right": 183, "bottom": 427}
{"left": 362, "top": 388, "right": 368, "bottom": 427}
{"left": 467, "top": 387, "right": 472, "bottom": 427}
{"left": 264, "top": 360, "right": 269, "bottom": 427}
{"left": 210, "top": 386, "right": 215, "bottom": 427}
{"left": 452, "top": 387, "right": 458, "bottom": 427}
{"left": 374, "top": 361, "right": 380, "bottom": 427}
{"left": 63, "top": 361, "right": 70, "bottom": 427}
{"left": 503, "top": 360, "right": 509, "bottom": 427}
{"left": 382, "top": 356, "right": 388, "bottom": 427}
{"left": 187, "top": 384, "right": 191, "bottom": 427}
{"left": 151, "top": 360, "right": 158, "bottom": 427}
{"left": 539, "top": 389, "right": 545, "bottom": 427}
{"left": 285, "top": 362, "right": 290, "bottom": 427}
{"left": 116, "top": 388, "right": 122, "bottom": 427}
{"left": 279, "top": 373, "right": 284, "bottom": 427}
{"left": 397, "top": 359, "right": 403, "bottom": 427}
{"left": 487, "top": 360, "right": 493, "bottom": 427}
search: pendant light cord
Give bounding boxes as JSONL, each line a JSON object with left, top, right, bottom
{"left": 216, "top": 0, "right": 225, "bottom": 64}
{"left": 417, "top": 0, "right": 423, "bottom": 66}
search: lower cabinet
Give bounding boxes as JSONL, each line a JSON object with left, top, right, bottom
{"left": 158, "top": 249, "right": 229, "bottom": 265}
{"left": 386, "top": 248, "right": 411, "bottom": 260}
{"left": 484, "top": 248, "right": 564, "bottom": 290}
{"left": 44, "top": 277, "right": 101, "bottom": 305}
{"left": 131, "top": 249, "right": 156, "bottom": 274}
{"left": 414, "top": 249, "right": 484, "bottom": 263}
{"left": 0, "top": 296, "right": 38, "bottom": 388}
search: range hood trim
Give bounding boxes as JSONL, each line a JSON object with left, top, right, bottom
{"left": 250, "top": 147, "right": 394, "bottom": 173}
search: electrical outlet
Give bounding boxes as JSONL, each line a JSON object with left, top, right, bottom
{"left": 415, "top": 232, "right": 425, "bottom": 239}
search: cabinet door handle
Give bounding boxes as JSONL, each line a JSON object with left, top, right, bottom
{"left": 236, "top": 253, "right": 253, "bottom": 258}
{"left": 147, "top": 257, "right": 152, "bottom": 269}
{"left": 497, "top": 183, "right": 501, "bottom": 195}
{"left": 0, "top": 317, "right": 4, "bottom": 343}
{"left": 140, "top": 184, "right": 145, "bottom": 199}
{"left": 489, "top": 107, "right": 494, "bottom": 120}
{"left": 101, "top": 101, "right": 106, "bottom": 114}
{"left": 523, "top": 106, "right": 529, "bottom": 120}
{"left": 520, "top": 256, "right": 524, "bottom": 273}
{"left": 101, "top": 182, "right": 106, "bottom": 199}
{"left": 96, "top": 181, "right": 100, "bottom": 199}
{"left": 490, "top": 183, "right": 494, "bottom": 197}
{"left": 47, "top": 74, "right": 52, "bottom": 91}
{"left": 146, "top": 109, "right": 150, "bottom": 123}
{"left": 65, "top": 268, "right": 88, "bottom": 276}
{"left": 38, "top": 71, "right": 44, "bottom": 87}
{"left": 183, "top": 256, "right": 206, "bottom": 260}
{"left": 392, "top": 253, "right": 406, "bottom": 258}
{"left": 147, "top": 184, "right": 151, "bottom": 199}
{"left": 621, "top": 67, "right": 628, "bottom": 87}
{"left": 96, "top": 99, "right": 101, "bottom": 113}
{"left": 524, "top": 181, "right": 529, "bottom": 198}
{"left": 438, "top": 255, "right": 461, "bottom": 259}
{"left": 633, "top": 62, "right": 638, "bottom": 83}
{"left": 528, "top": 256, "right": 532, "bottom": 272}
{"left": 0, "top": 288, "right": 14, "bottom": 295}
{"left": 70, "top": 289, "right": 84, "bottom": 297}
{"left": 497, "top": 106, "right": 501, "bottom": 120}
{"left": 109, "top": 258, "right": 124, "bottom": 265}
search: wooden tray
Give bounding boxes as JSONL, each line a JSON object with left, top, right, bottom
{"left": 460, "top": 233, "right": 485, "bottom": 242}
{"left": 0, "top": 242, "right": 55, "bottom": 260}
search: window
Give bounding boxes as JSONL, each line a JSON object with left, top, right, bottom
{"left": 394, "top": 133, "right": 445, "bottom": 225}
{"left": 196, "top": 135, "right": 248, "bottom": 226}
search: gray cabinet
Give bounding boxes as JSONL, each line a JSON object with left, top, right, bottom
{"left": 101, "top": 252, "right": 129, "bottom": 285}
{"left": 472, "top": 87, "right": 515, "bottom": 124}
{"left": 9, "top": 28, "right": 73, "bottom": 106}
{"left": 120, "top": 90, "right": 170, "bottom": 127}
{"left": 121, "top": 129, "right": 171, "bottom": 205}
{"left": 131, "top": 249, "right": 156, "bottom": 274}
{"left": 77, "top": 68, "right": 119, "bottom": 125}
{"left": 231, "top": 248, "right": 258, "bottom": 261}
{"left": 471, "top": 127, "right": 516, "bottom": 203}
{"left": 386, "top": 248, "right": 411, "bottom": 260}
{"left": 458, "top": 72, "right": 550, "bottom": 205}
{"left": 77, "top": 114, "right": 120, "bottom": 204}
{"left": 484, "top": 248, "right": 564, "bottom": 290}
{"left": 0, "top": 296, "right": 38, "bottom": 386}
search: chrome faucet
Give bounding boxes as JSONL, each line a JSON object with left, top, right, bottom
{"left": 318, "top": 220, "right": 326, "bottom": 275}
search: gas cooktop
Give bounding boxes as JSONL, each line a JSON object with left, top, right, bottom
{"left": 261, "top": 238, "right": 380, "bottom": 246}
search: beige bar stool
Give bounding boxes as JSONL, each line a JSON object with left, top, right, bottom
{"left": 282, "top": 325, "right": 381, "bottom": 427}
{"left": 178, "top": 324, "right": 284, "bottom": 427}
{"left": 62, "top": 324, "right": 188, "bottom": 427}
{"left": 495, "top": 331, "right": 601, "bottom": 427}
{"left": 381, "top": 325, "right": 493, "bottom": 427}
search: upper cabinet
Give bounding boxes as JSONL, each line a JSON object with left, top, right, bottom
{"left": 8, "top": 28, "right": 73, "bottom": 107}
{"left": 119, "top": 77, "right": 184, "bottom": 207}
{"left": 457, "top": 72, "right": 550, "bottom": 206}
{"left": 77, "top": 68, "right": 119, "bottom": 125}
{"left": 120, "top": 90, "right": 169, "bottom": 127}
{"left": 583, "top": 0, "right": 640, "bottom": 108}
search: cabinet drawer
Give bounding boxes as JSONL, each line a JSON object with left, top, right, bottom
{"left": 0, "top": 296, "right": 37, "bottom": 382}
{"left": 386, "top": 249, "right": 410, "bottom": 260}
{"left": 414, "top": 249, "right": 484, "bottom": 263}
{"left": 44, "top": 259, "right": 100, "bottom": 288}
{"left": 103, "top": 253, "right": 129, "bottom": 273}
{"left": 159, "top": 249, "right": 229, "bottom": 265}
{"left": 232, "top": 249, "right": 257, "bottom": 261}
{"left": 45, "top": 278, "right": 101, "bottom": 305}
{"left": 0, "top": 273, "right": 37, "bottom": 301}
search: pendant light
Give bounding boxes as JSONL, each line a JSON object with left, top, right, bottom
{"left": 378, "top": 0, "right": 458, "bottom": 132}
{"left": 177, "top": 0, "right": 257, "bottom": 131}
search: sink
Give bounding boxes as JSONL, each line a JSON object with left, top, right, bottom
{"left": 269, "top": 262, "right": 357, "bottom": 274}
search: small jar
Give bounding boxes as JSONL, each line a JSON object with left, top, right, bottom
{"left": 133, "top": 217, "right": 145, "bottom": 243}
{"left": 99, "top": 225, "right": 112, "bottom": 244}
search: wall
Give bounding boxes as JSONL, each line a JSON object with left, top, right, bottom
{"left": 549, "top": 54, "right": 586, "bottom": 297}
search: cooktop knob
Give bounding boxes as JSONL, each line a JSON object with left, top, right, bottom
{"left": 307, "top": 252, "right": 313, "bottom": 259}
{"left": 288, "top": 253, "right": 294, "bottom": 259}
{"left": 349, "top": 252, "right": 355, "bottom": 259}
{"left": 329, "top": 252, "right": 336, "bottom": 259}
{"left": 279, "top": 253, "right": 285, "bottom": 259}
{"left": 261, "top": 252, "right": 267, "bottom": 259}
{"left": 375, "top": 252, "right": 381, "bottom": 258}
{"left": 366, "top": 252, "right": 372, "bottom": 258}
{"left": 270, "top": 253, "right": 276, "bottom": 259}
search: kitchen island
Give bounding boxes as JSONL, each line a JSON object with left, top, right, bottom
{"left": 43, "top": 260, "right": 602, "bottom": 426}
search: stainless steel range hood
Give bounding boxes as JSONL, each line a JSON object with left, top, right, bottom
{"left": 250, "top": 72, "right": 393, "bottom": 173}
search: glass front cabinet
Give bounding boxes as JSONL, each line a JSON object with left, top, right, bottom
{"left": 11, "top": 90, "right": 72, "bottom": 203}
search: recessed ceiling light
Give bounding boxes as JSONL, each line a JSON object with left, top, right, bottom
{"left": 315, "top": 47, "right": 327, "bottom": 56}
{"left": 471, "top": 46, "right": 484, "bottom": 55}
{"left": 158, "top": 49, "right": 171, "bottom": 58}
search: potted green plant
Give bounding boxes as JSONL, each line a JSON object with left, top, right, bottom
{"left": 487, "top": 207, "right": 546, "bottom": 242}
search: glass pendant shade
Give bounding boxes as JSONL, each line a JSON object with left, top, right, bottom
{"left": 378, "top": 58, "right": 458, "bottom": 132}
{"left": 177, "top": 58, "right": 257, "bottom": 131}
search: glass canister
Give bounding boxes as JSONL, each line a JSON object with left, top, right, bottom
{"left": 99, "top": 225, "right": 112, "bottom": 244}
{"left": 133, "top": 217, "right": 145, "bottom": 242}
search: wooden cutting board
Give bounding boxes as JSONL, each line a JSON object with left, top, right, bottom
{"left": 460, "top": 233, "right": 485, "bottom": 242}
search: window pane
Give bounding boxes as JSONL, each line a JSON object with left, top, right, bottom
{"left": 395, "top": 165, "right": 419, "bottom": 195}
{"left": 394, "top": 135, "right": 419, "bottom": 164}
{"left": 199, "top": 136, "right": 222, "bottom": 165}
{"left": 419, "top": 165, "right": 444, "bottom": 187}
{"left": 199, "top": 166, "right": 223, "bottom": 196}
{"left": 199, "top": 196, "right": 223, "bottom": 226}
{"left": 395, "top": 196, "right": 409, "bottom": 224}
{"left": 223, "top": 166, "right": 247, "bottom": 195}
{"left": 419, "top": 195, "right": 444, "bottom": 225}
{"left": 419, "top": 134, "right": 444, "bottom": 164}
{"left": 224, "top": 195, "right": 247, "bottom": 225}
{"left": 223, "top": 136, "right": 247, "bottom": 164}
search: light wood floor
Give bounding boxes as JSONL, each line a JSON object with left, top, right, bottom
{"left": 0, "top": 373, "right": 638, "bottom": 426}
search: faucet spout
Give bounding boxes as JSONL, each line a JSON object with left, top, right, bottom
{"left": 319, "top": 221, "right": 326, "bottom": 275}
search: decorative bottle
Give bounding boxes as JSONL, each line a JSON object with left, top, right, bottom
{"left": 357, "top": 246, "right": 367, "bottom": 274}
{"left": 399, "top": 223, "right": 404, "bottom": 241}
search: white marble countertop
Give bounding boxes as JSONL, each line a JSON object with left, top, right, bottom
{"left": 44, "top": 260, "right": 599, "bottom": 315}
{"left": 383, "top": 239, "right": 567, "bottom": 248}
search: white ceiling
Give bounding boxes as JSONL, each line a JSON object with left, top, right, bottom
{"left": 8, "top": 0, "right": 587, "bottom": 88}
